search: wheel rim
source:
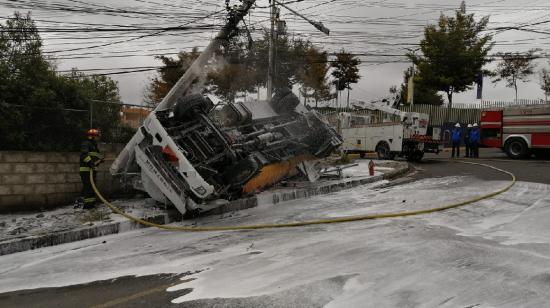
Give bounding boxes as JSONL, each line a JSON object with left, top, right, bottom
{"left": 510, "top": 142, "right": 523, "bottom": 156}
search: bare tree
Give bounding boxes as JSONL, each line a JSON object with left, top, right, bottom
{"left": 493, "top": 49, "right": 538, "bottom": 102}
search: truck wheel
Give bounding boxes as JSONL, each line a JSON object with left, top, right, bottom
{"left": 407, "top": 151, "right": 424, "bottom": 162}
{"left": 376, "top": 142, "right": 391, "bottom": 160}
{"left": 174, "top": 94, "right": 212, "bottom": 121}
{"left": 505, "top": 138, "right": 529, "bottom": 159}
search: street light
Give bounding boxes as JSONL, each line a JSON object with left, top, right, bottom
{"left": 266, "top": 0, "right": 331, "bottom": 101}
{"left": 275, "top": 0, "right": 330, "bottom": 35}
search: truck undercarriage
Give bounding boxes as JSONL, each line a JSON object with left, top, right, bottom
{"left": 125, "top": 91, "right": 342, "bottom": 215}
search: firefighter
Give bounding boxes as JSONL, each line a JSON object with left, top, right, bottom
{"left": 75, "top": 128, "right": 103, "bottom": 209}
{"left": 470, "top": 123, "right": 480, "bottom": 158}
{"left": 451, "top": 123, "right": 462, "bottom": 158}
{"left": 464, "top": 124, "right": 473, "bottom": 158}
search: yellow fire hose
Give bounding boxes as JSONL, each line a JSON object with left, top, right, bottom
{"left": 90, "top": 160, "right": 516, "bottom": 232}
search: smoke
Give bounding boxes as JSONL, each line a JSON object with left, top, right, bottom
{"left": 188, "top": 52, "right": 228, "bottom": 96}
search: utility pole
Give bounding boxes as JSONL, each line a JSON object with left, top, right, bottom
{"left": 266, "top": 0, "right": 276, "bottom": 102}
{"left": 405, "top": 47, "right": 420, "bottom": 106}
{"left": 266, "top": 0, "right": 330, "bottom": 102}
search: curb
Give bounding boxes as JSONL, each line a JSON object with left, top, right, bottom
{"left": 0, "top": 213, "right": 174, "bottom": 256}
{"left": 0, "top": 161, "right": 410, "bottom": 256}
{"left": 202, "top": 161, "right": 410, "bottom": 215}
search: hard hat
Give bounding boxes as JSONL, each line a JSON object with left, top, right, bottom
{"left": 455, "top": 123, "right": 461, "bottom": 128}
{"left": 467, "top": 124, "right": 473, "bottom": 128}
{"left": 86, "top": 128, "right": 100, "bottom": 137}
{"left": 473, "top": 123, "right": 478, "bottom": 127}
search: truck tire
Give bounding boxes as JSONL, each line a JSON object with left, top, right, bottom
{"left": 174, "top": 94, "right": 212, "bottom": 121}
{"left": 270, "top": 88, "right": 300, "bottom": 114}
{"left": 376, "top": 142, "right": 391, "bottom": 160}
{"left": 407, "top": 151, "right": 424, "bottom": 162}
{"left": 505, "top": 138, "right": 529, "bottom": 159}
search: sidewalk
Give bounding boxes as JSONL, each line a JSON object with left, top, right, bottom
{"left": 0, "top": 160, "right": 409, "bottom": 255}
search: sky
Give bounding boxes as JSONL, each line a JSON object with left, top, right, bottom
{"left": 1, "top": 0, "right": 550, "bottom": 106}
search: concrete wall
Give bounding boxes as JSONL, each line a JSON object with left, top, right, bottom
{"left": 0, "top": 144, "right": 124, "bottom": 213}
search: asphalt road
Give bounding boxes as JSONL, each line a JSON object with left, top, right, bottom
{"left": 0, "top": 274, "right": 188, "bottom": 308}
{"left": 414, "top": 147, "right": 550, "bottom": 185}
{"left": 1, "top": 148, "right": 549, "bottom": 307}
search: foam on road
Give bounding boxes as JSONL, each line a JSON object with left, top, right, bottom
{"left": 1, "top": 175, "right": 549, "bottom": 307}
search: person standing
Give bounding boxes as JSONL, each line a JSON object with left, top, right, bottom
{"left": 464, "top": 124, "right": 472, "bottom": 158}
{"left": 75, "top": 128, "right": 103, "bottom": 209}
{"left": 470, "top": 123, "right": 480, "bottom": 158}
{"left": 451, "top": 123, "right": 462, "bottom": 158}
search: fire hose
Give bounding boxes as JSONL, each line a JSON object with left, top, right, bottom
{"left": 90, "top": 160, "right": 516, "bottom": 232}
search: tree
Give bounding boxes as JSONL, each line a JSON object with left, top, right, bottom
{"left": 411, "top": 1, "right": 493, "bottom": 108}
{"left": 391, "top": 67, "right": 444, "bottom": 106}
{"left": 331, "top": 49, "right": 361, "bottom": 107}
{"left": 540, "top": 67, "right": 550, "bottom": 102}
{"left": 146, "top": 32, "right": 321, "bottom": 104}
{"left": 0, "top": 12, "right": 128, "bottom": 151}
{"left": 298, "top": 46, "right": 332, "bottom": 107}
{"left": 144, "top": 48, "right": 200, "bottom": 107}
{"left": 493, "top": 49, "right": 538, "bottom": 101}
{"left": 207, "top": 33, "right": 260, "bottom": 103}
{"left": 251, "top": 32, "right": 313, "bottom": 92}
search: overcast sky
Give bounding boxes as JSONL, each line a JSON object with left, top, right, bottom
{"left": 2, "top": 0, "right": 550, "bottom": 106}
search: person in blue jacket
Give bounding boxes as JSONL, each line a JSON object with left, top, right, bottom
{"left": 469, "top": 123, "right": 480, "bottom": 158}
{"left": 451, "top": 123, "right": 462, "bottom": 158}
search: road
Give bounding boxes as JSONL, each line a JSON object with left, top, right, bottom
{"left": 416, "top": 147, "right": 550, "bottom": 184}
{"left": 1, "top": 151, "right": 550, "bottom": 307}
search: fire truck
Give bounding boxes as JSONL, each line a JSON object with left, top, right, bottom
{"left": 480, "top": 104, "right": 550, "bottom": 159}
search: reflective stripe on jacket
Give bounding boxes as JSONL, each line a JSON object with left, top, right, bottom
{"left": 80, "top": 138, "right": 101, "bottom": 169}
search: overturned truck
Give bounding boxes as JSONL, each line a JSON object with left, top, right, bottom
{"left": 110, "top": 1, "right": 342, "bottom": 215}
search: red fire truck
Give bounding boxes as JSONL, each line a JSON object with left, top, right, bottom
{"left": 480, "top": 104, "right": 550, "bottom": 159}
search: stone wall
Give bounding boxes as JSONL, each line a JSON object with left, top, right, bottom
{"left": 0, "top": 144, "right": 125, "bottom": 213}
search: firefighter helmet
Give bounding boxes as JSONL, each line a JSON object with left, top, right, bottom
{"left": 86, "top": 128, "right": 100, "bottom": 137}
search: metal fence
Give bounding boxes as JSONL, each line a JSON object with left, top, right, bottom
{"left": 317, "top": 105, "right": 480, "bottom": 127}
{"left": 317, "top": 100, "right": 550, "bottom": 127}
{"left": 399, "top": 105, "right": 480, "bottom": 126}
{"left": 450, "top": 99, "right": 549, "bottom": 109}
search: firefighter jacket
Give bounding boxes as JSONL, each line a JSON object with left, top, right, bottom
{"left": 80, "top": 138, "right": 102, "bottom": 172}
